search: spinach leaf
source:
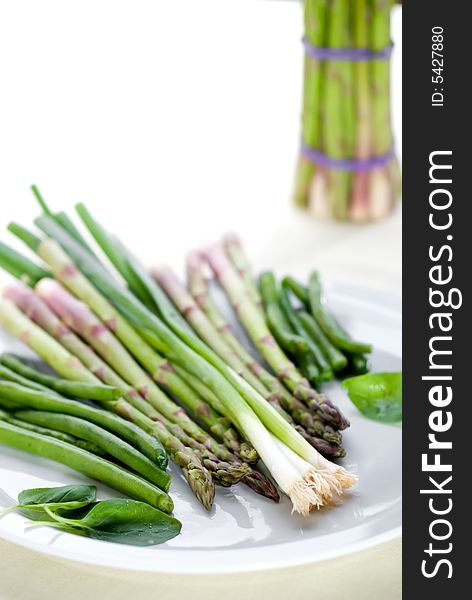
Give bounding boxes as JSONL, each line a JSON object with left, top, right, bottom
{"left": 19, "top": 502, "right": 100, "bottom": 523}
{"left": 17, "top": 484, "right": 97, "bottom": 512}
{"left": 45, "top": 498, "right": 182, "bottom": 546}
{"left": 342, "top": 372, "right": 402, "bottom": 423}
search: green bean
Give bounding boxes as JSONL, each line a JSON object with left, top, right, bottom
{"left": 259, "top": 272, "right": 310, "bottom": 357}
{"left": 0, "top": 420, "right": 173, "bottom": 513}
{"left": 0, "top": 381, "right": 167, "bottom": 469}
{"left": 0, "top": 364, "right": 49, "bottom": 391}
{"left": 0, "top": 408, "right": 106, "bottom": 455}
{"left": 16, "top": 410, "right": 171, "bottom": 492}
{"left": 279, "top": 288, "right": 333, "bottom": 381}
{"left": 281, "top": 276, "right": 310, "bottom": 306}
{"left": 298, "top": 355, "right": 321, "bottom": 387}
{"left": 345, "top": 352, "right": 369, "bottom": 375}
{"left": 298, "top": 311, "right": 348, "bottom": 372}
{"left": 308, "top": 271, "right": 373, "bottom": 354}
{"left": 1, "top": 355, "right": 121, "bottom": 402}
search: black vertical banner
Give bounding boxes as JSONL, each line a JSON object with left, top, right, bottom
{"left": 403, "top": 2, "right": 469, "bottom": 597}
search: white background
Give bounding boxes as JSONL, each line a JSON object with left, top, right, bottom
{"left": 0, "top": 0, "right": 401, "bottom": 292}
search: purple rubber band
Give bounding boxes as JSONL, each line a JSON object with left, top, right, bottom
{"left": 302, "top": 37, "right": 393, "bottom": 61}
{"left": 301, "top": 143, "right": 395, "bottom": 172}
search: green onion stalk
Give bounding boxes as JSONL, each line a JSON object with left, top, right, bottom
{"left": 293, "top": 0, "right": 400, "bottom": 221}
{"left": 152, "top": 264, "right": 344, "bottom": 455}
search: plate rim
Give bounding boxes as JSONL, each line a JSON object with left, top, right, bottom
{"left": 0, "top": 519, "right": 402, "bottom": 573}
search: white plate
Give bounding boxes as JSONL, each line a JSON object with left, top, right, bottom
{"left": 0, "top": 283, "right": 401, "bottom": 573}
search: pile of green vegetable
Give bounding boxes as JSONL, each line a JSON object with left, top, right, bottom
{"left": 0, "top": 187, "right": 361, "bottom": 518}
{"left": 293, "top": 0, "right": 401, "bottom": 221}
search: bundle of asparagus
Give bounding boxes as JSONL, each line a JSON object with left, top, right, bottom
{"left": 293, "top": 0, "right": 401, "bottom": 221}
{"left": 0, "top": 190, "right": 358, "bottom": 516}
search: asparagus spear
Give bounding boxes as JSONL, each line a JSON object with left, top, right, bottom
{"left": 222, "top": 233, "right": 263, "bottom": 312}
{"left": 294, "top": 0, "right": 328, "bottom": 210}
{"left": 205, "top": 243, "right": 348, "bottom": 429}
{"left": 368, "top": 0, "right": 397, "bottom": 220}
{"left": 350, "top": 0, "right": 372, "bottom": 221}
{"left": 323, "top": 0, "right": 354, "bottom": 220}
{"left": 0, "top": 419, "right": 173, "bottom": 513}
{"left": 153, "top": 414, "right": 249, "bottom": 488}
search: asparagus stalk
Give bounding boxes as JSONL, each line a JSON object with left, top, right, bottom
{"left": 222, "top": 233, "right": 263, "bottom": 312}
{"left": 33, "top": 221, "right": 356, "bottom": 511}
{"left": 294, "top": 0, "right": 328, "bottom": 210}
{"left": 8, "top": 218, "right": 258, "bottom": 467}
{"left": 205, "top": 243, "right": 348, "bottom": 429}
{"left": 322, "top": 0, "right": 354, "bottom": 220}
{"left": 349, "top": 0, "right": 372, "bottom": 221}
{"left": 153, "top": 415, "right": 249, "bottom": 488}
{"left": 368, "top": 0, "right": 398, "bottom": 219}
{"left": 0, "top": 300, "right": 216, "bottom": 509}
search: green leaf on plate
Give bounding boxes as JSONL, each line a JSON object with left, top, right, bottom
{"left": 44, "top": 498, "right": 182, "bottom": 546}
{"left": 342, "top": 372, "right": 402, "bottom": 423}
{"left": 17, "top": 484, "right": 97, "bottom": 512}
